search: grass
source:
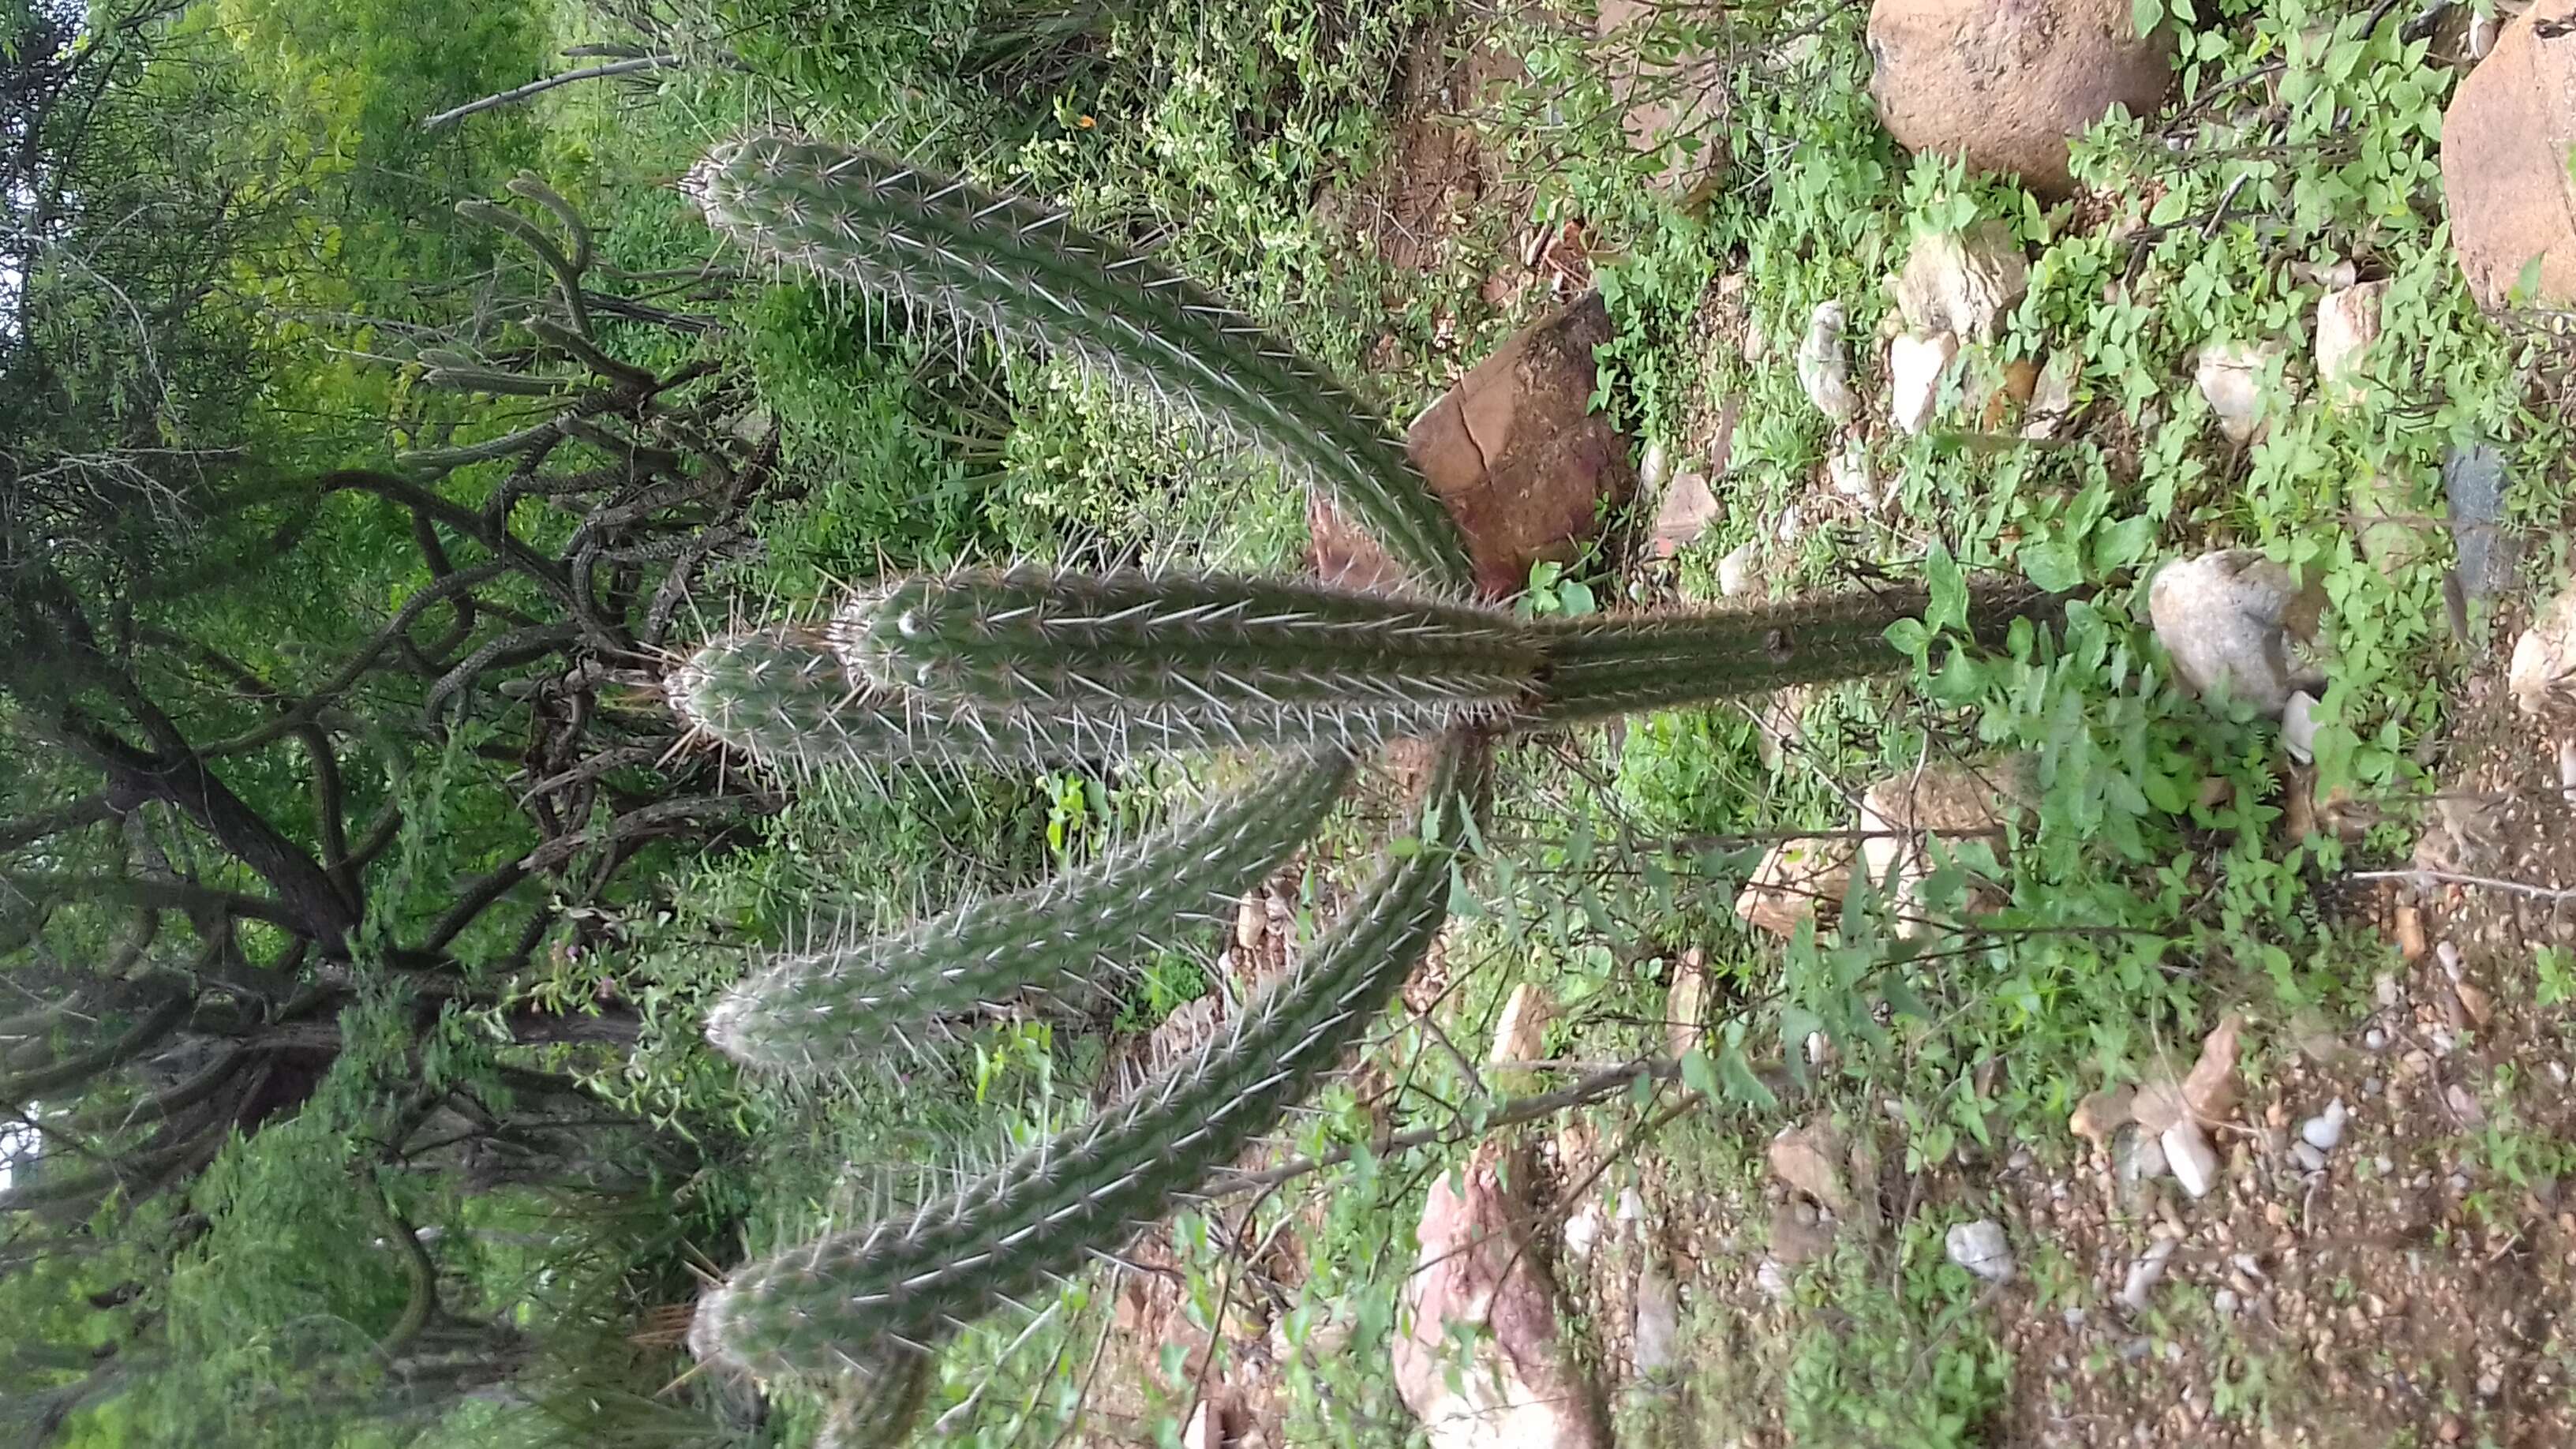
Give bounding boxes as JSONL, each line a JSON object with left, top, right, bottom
{"left": 450, "top": 0, "right": 2576, "bottom": 1442}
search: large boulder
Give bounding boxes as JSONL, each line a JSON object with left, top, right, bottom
{"left": 1391, "top": 1143, "right": 1611, "bottom": 1449}
{"left": 1312, "top": 294, "right": 1634, "bottom": 599}
{"left": 1866, "top": 0, "right": 2176, "bottom": 197}
{"left": 2440, "top": 0, "right": 2576, "bottom": 309}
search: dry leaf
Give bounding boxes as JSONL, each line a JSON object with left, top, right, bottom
{"left": 2181, "top": 1012, "right": 2245, "bottom": 1127}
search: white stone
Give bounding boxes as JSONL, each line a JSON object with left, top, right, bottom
{"left": 2147, "top": 550, "right": 2314, "bottom": 718}
{"left": 1889, "top": 330, "right": 1960, "bottom": 435}
{"left": 2195, "top": 340, "right": 2290, "bottom": 445}
{"left": 2281, "top": 690, "right": 2320, "bottom": 764}
{"left": 1717, "top": 541, "right": 1757, "bottom": 597}
{"left": 1796, "top": 301, "right": 1858, "bottom": 422}
{"left": 1755, "top": 1256, "right": 1793, "bottom": 1300}
{"left": 1894, "top": 223, "right": 2030, "bottom": 343}
{"left": 1184, "top": 1400, "right": 1220, "bottom": 1449}
{"left": 2162, "top": 1119, "right": 2220, "bottom": 1199}
{"left": 2291, "top": 1141, "right": 2327, "bottom": 1173}
{"left": 1827, "top": 434, "right": 1880, "bottom": 507}
{"left": 2510, "top": 590, "right": 2576, "bottom": 717}
{"left": 1945, "top": 1219, "right": 2014, "bottom": 1282}
{"left": 1563, "top": 1201, "right": 1604, "bottom": 1263}
{"left": 1632, "top": 1263, "right": 1681, "bottom": 1376}
{"left": 2315, "top": 281, "right": 2389, "bottom": 407}
{"left": 2301, "top": 1099, "right": 2349, "bottom": 1151}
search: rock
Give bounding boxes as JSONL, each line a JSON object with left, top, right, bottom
{"left": 1649, "top": 468, "right": 1721, "bottom": 560}
{"left": 2194, "top": 340, "right": 2290, "bottom": 444}
{"left": 1236, "top": 893, "right": 1267, "bottom": 953}
{"left": 1896, "top": 223, "right": 2030, "bottom": 343}
{"left": 1734, "top": 836, "right": 1854, "bottom": 938}
{"left": 2354, "top": 470, "right": 2432, "bottom": 577}
{"left": 1889, "top": 331, "right": 1960, "bottom": 434}
{"left": 1632, "top": 1262, "right": 1681, "bottom": 1377}
{"left": 2291, "top": 1140, "right": 2327, "bottom": 1172}
{"left": 2071, "top": 1084, "right": 2138, "bottom": 1149}
{"left": 2115, "top": 1126, "right": 2168, "bottom": 1193}
{"left": 1945, "top": 1219, "right": 2014, "bottom": 1282}
{"left": 2147, "top": 550, "right": 2321, "bottom": 718}
{"left": 1185, "top": 1399, "right": 1222, "bottom": 1449}
{"left": 2179, "top": 1012, "right": 2245, "bottom": 1128}
{"left": 1855, "top": 757, "right": 2031, "bottom": 933}
{"left": 1596, "top": 0, "right": 1732, "bottom": 196}
{"left": 2021, "top": 350, "right": 2079, "bottom": 438}
{"left": 1314, "top": 293, "right": 1633, "bottom": 599}
{"left": 2280, "top": 690, "right": 2320, "bottom": 764}
{"left": 1488, "top": 983, "right": 1556, "bottom": 1068}
{"left": 2443, "top": 444, "right": 2518, "bottom": 610}
{"left": 2162, "top": 1119, "right": 2219, "bottom": 1199}
{"left": 1796, "top": 301, "right": 1859, "bottom": 421}
{"left": 1769, "top": 1120, "right": 1854, "bottom": 1215}
{"left": 2469, "top": 7, "right": 2500, "bottom": 58}
{"left": 1866, "top": 0, "right": 2176, "bottom": 196}
{"left": 2439, "top": 0, "right": 2576, "bottom": 309}
{"left": 1754, "top": 1256, "right": 1793, "bottom": 1300}
{"left": 2314, "top": 281, "right": 2389, "bottom": 406}
{"left": 1768, "top": 1202, "right": 1833, "bottom": 1265}
{"left": 2509, "top": 588, "right": 2576, "bottom": 717}
{"left": 2301, "top": 1099, "right": 2349, "bottom": 1151}
{"left": 1826, "top": 435, "right": 1881, "bottom": 507}
{"left": 1563, "top": 1200, "right": 1604, "bottom": 1263}
{"left": 1716, "top": 541, "right": 1758, "bottom": 598}
{"left": 2117, "top": 1236, "right": 2179, "bottom": 1312}
{"left": 1392, "top": 1144, "right": 1612, "bottom": 1449}
{"left": 1665, "top": 949, "right": 1709, "bottom": 1060}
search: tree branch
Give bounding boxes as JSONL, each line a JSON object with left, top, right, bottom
{"left": 420, "top": 56, "right": 682, "bottom": 131}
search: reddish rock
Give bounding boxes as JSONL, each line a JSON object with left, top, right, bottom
{"left": 1391, "top": 1142, "right": 1611, "bottom": 1449}
{"left": 2440, "top": 0, "right": 2576, "bottom": 309}
{"left": 1866, "top": 0, "right": 2175, "bottom": 197}
{"left": 1312, "top": 294, "right": 1634, "bottom": 600}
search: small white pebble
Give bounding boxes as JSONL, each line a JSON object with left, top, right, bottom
{"left": 2292, "top": 1142, "right": 2327, "bottom": 1173}
{"left": 2364, "top": 1028, "right": 2388, "bottom": 1050}
{"left": 1945, "top": 1219, "right": 2015, "bottom": 1283}
{"left": 2300, "top": 1099, "right": 2348, "bottom": 1151}
{"left": 2437, "top": 941, "right": 2464, "bottom": 979}
{"left": 2118, "top": 1237, "right": 2181, "bottom": 1312}
{"left": 2375, "top": 973, "right": 2402, "bottom": 1007}
{"left": 2164, "top": 1121, "right": 2220, "bottom": 1200}
{"left": 2214, "top": 1287, "right": 2241, "bottom": 1316}
{"left": 1756, "top": 1257, "right": 1792, "bottom": 1300}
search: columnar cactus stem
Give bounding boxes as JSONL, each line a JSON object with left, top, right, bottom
{"left": 1523, "top": 581, "right": 2061, "bottom": 727}
{"left": 688, "top": 736, "right": 1470, "bottom": 1382}
{"left": 816, "top": 1350, "right": 935, "bottom": 1448}
{"left": 683, "top": 135, "right": 1475, "bottom": 595}
{"left": 837, "top": 568, "right": 1539, "bottom": 734}
{"left": 704, "top": 748, "right": 1356, "bottom": 1068}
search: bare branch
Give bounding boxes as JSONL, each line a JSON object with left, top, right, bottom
{"left": 420, "top": 56, "right": 683, "bottom": 131}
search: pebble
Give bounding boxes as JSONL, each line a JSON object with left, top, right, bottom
{"left": 2301, "top": 1099, "right": 2349, "bottom": 1151}
{"left": 1946, "top": 1219, "right": 2015, "bottom": 1282}
{"left": 2165, "top": 1121, "right": 2221, "bottom": 1200}
{"left": 2553, "top": 1062, "right": 2571, "bottom": 1088}
{"left": 2214, "top": 1286, "right": 2241, "bottom": 1316}
{"left": 2450, "top": 1172, "right": 2472, "bottom": 1193}
{"left": 2376, "top": 1155, "right": 2394, "bottom": 1175}
{"left": 2118, "top": 1237, "right": 2180, "bottom": 1312}
{"left": 2479, "top": 1370, "right": 2503, "bottom": 1398}
{"left": 1756, "top": 1256, "right": 1792, "bottom": 1300}
{"left": 2364, "top": 1028, "right": 2388, "bottom": 1050}
{"left": 2292, "top": 1142, "right": 2328, "bottom": 1173}
{"left": 2364, "top": 1076, "right": 2384, "bottom": 1096}
{"left": 2376, "top": 973, "right": 2402, "bottom": 1007}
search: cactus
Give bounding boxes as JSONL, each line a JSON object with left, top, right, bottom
{"left": 683, "top": 135, "right": 1474, "bottom": 595}
{"left": 838, "top": 567, "right": 1540, "bottom": 736}
{"left": 689, "top": 736, "right": 1470, "bottom": 1383}
{"left": 815, "top": 1350, "right": 935, "bottom": 1449}
{"left": 705, "top": 747, "right": 1355, "bottom": 1069}
{"left": 1522, "top": 579, "right": 2061, "bottom": 727}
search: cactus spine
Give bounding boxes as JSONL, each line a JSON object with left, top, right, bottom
{"left": 684, "top": 135, "right": 1474, "bottom": 595}
{"left": 815, "top": 1350, "right": 934, "bottom": 1448}
{"left": 688, "top": 737, "right": 1470, "bottom": 1383}
{"left": 705, "top": 748, "right": 1356, "bottom": 1069}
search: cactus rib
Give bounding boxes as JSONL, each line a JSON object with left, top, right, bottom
{"left": 705, "top": 748, "right": 1356, "bottom": 1069}
{"left": 683, "top": 135, "right": 1473, "bottom": 594}
{"left": 689, "top": 736, "right": 1470, "bottom": 1381}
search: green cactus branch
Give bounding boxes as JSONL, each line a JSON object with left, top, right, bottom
{"left": 838, "top": 567, "right": 1539, "bottom": 731}
{"left": 683, "top": 135, "right": 1475, "bottom": 595}
{"left": 1522, "top": 579, "right": 2061, "bottom": 727}
{"left": 688, "top": 735, "right": 1472, "bottom": 1385}
{"left": 704, "top": 747, "right": 1356, "bottom": 1069}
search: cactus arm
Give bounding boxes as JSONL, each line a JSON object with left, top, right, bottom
{"left": 683, "top": 136, "right": 1473, "bottom": 594}
{"left": 1519, "top": 581, "right": 2061, "bottom": 727}
{"left": 689, "top": 736, "right": 1470, "bottom": 1383}
{"left": 815, "top": 1350, "right": 935, "bottom": 1448}
{"left": 705, "top": 748, "right": 1357, "bottom": 1069}
{"left": 837, "top": 567, "right": 1541, "bottom": 730}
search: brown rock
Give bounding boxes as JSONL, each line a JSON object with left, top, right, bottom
{"left": 1649, "top": 468, "right": 1722, "bottom": 560}
{"left": 1391, "top": 1143, "right": 1612, "bottom": 1449}
{"left": 2071, "top": 1084, "right": 2137, "bottom": 1149}
{"left": 2440, "top": 0, "right": 2576, "bottom": 309}
{"left": 1769, "top": 1120, "right": 1855, "bottom": 1215}
{"left": 1666, "top": 948, "right": 1709, "bottom": 1059}
{"left": 1597, "top": 0, "right": 1732, "bottom": 197}
{"left": 1734, "top": 836, "right": 1855, "bottom": 938}
{"left": 1311, "top": 294, "right": 1635, "bottom": 600}
{"left": 1866, "top": 0, "right": 2176, "bottom": 197}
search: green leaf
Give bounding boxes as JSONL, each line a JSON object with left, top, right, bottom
{"left": 2132, "top": 0, "right": 2165, "bottom": 34}
{"left": 1679, "top": 1048, "right": 1721, "bottom": 1100}
{"left": 1925, "top": 542, "right": 1967, "bottom": 635}
{"left": 2020, "top": 538, "right": 2085, "bottom": 593}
